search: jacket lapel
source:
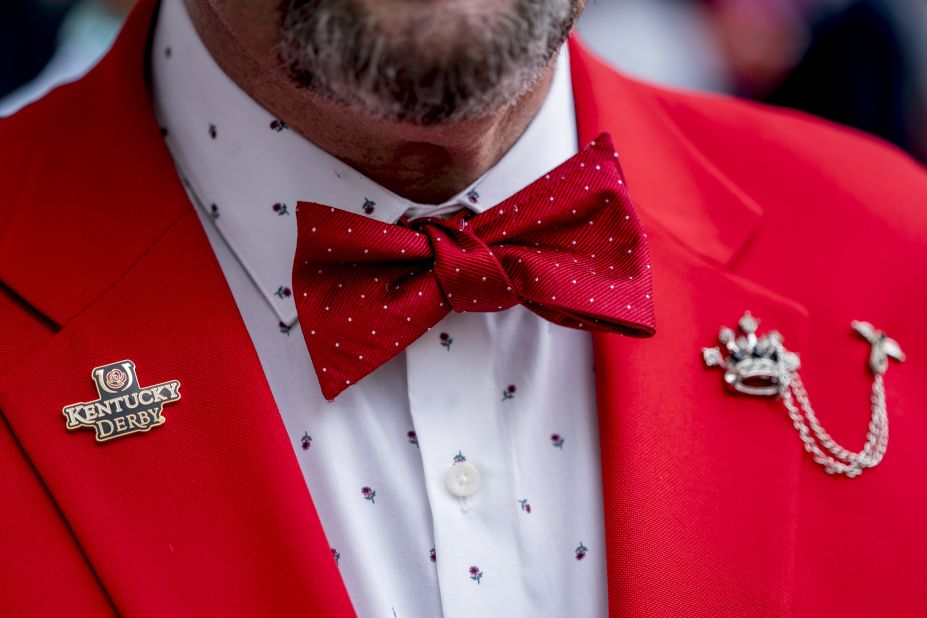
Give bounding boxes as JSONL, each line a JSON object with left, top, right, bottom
{"left": 570, "top": 39, "right": 808, "bottom": 615}
{"left": 0, "top": 213, "right": 353, "bottom": 617}
{"left": 593, "top": 232, "right": 807, "bottom": 616}
{"left": 0, "top": 1, "right": 354, "bottom": 615}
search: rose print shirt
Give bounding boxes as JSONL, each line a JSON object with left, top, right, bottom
{"left": 151, "top": 0, "right": 607, "bottom": 616}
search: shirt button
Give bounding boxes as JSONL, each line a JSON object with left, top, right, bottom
{"left": 445, "top": 462, "right": 480, "bottom": 498}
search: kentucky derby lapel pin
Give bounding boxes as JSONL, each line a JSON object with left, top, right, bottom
{"left": 702, "top": 312, "right": 904, "bottom": 478}
{"left": 62, "top": 360, "right": 181, "bottom": 443}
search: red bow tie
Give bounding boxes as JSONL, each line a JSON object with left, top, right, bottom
{"left": 293, "top": 133, "right": 655, "bottom": 400}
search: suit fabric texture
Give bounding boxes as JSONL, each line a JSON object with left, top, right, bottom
{"left": 0, "top": 0, "right": 925, "bottom": 615}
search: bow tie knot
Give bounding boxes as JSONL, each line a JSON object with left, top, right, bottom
{"left": 414, "top": 215, "right": 520, "bottom": 313}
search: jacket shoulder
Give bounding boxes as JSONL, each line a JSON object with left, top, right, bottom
{"left": 0, "top": 78, "right": 87, "bottom": 234}
{"left": 645, "top": 82, "right": 927, "bottom": 228}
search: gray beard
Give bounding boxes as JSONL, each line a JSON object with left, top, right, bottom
{"left": 277, "top": 0, "right": 580, "bottom": 125}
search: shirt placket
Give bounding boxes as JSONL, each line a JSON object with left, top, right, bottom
{"left": 404, "top": 311, "right": 523, "bottom": 617}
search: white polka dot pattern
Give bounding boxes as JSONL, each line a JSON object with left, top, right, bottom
{"left": 293, "top": 134, "right": 655, "bottom": 400}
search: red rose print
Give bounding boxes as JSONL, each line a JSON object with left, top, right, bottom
{"left": 575, "top": 542, "right": 588, "bottom": 560}
{"left": 104, "top": 368, "right": 127, "bottom": 390}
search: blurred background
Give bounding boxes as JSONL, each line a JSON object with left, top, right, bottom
{"left": 579, "top": 0, "right": 927, "bottom": 162}
{"left": 1, "top": 0, "right": 924, "bottom": 161}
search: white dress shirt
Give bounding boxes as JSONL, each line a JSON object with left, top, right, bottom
{"left": 152, "top": 1, "right": 607, "bottom": 616}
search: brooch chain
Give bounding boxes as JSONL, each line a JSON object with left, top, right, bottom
{"left": 703, "top": 314, "right": 904, "bottom": 478}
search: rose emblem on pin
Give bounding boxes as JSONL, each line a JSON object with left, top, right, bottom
{"left": 104, "top": 368, "right": 128, "bottom": 391}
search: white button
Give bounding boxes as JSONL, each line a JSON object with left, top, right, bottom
{"left": 445, "top": 462, "right": 480, "bottom": 498}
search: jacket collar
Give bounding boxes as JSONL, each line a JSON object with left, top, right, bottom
{"left": 568, "top": 37, "right": 764, "bottom": 268}
{"left": 0, "top": 0, "right": 185, "bottom": 327}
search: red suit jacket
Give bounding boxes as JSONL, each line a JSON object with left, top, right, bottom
{"left": 1, "top": 2, "right": 925, "bottom": 616}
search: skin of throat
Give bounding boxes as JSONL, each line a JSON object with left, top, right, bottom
{"left": 181, "top": 0, "right": 559, "bottom": 205}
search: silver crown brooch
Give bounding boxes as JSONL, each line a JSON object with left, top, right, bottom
{"left": 703, "top": 312, "right": 904, "bottom": 478}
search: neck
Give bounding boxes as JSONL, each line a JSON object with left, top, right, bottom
{"left": 183, "top": 1, "right": 557, "bottom": 204}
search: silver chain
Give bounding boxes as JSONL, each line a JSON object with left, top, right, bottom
{"left": 703, "top": 316, "right": 903, "bottom": 479}
{"left": 781, "top": 373, "right": 888, "bottom": 478}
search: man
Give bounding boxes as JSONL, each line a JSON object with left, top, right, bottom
{"left": 0, "top": 0, "right": 924, "bottom": 616}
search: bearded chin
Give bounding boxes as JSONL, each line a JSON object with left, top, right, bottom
{"left": 277, "top": 0, "right": 580, "bottom": 125}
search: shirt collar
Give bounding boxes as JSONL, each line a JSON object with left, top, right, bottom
{"left": 150, "top": 0, "right": 578, "bottom": 325}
